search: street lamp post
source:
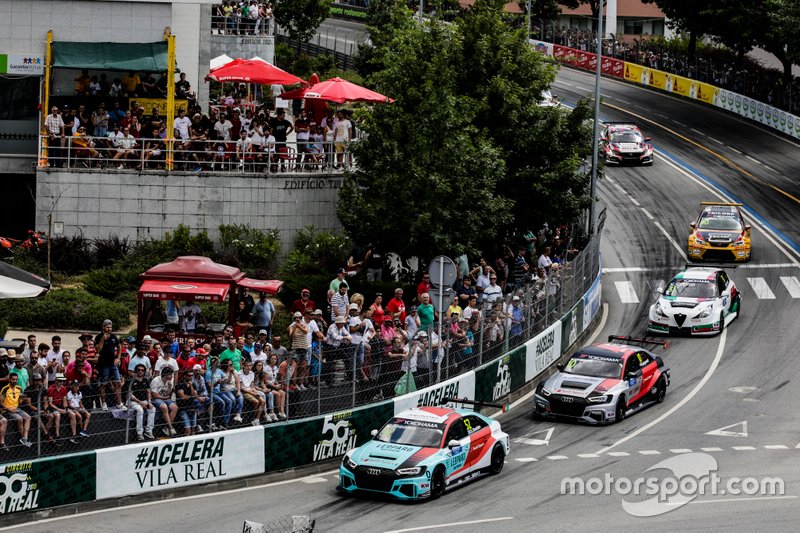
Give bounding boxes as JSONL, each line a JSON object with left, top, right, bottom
{"left": 589, "top": 0, "right": 605, "bottom": 237}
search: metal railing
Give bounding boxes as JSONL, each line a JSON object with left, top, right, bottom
{"left": 1, "top": 237, "right": 600, "bottom": 463}
{"left": 38, "top": 135, "right": 357, "bottom": 174}
{"left": 211, "top": 12, "right": 275, "bottom": 36}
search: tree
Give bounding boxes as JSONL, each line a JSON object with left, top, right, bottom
{"left": 760, "top": 0, "right": 800, "bottom": 105}
{"left": 703, "top": 0, "right": 766, "bottom": 66}
{"left": 558, "top": 0, "right": 601, "bottom": 32}
{"left": 273, "top": 0, "right": 332, "bottom": 43}
{"left": 341, "top": 0, "right": 593, "bottom": 259}
{"left": 642, "top": 0, "right": 714, "bottom": 61}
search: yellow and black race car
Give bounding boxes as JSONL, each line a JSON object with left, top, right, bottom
{"left": 687, "top": 202, "right": 751, "bottom": 262}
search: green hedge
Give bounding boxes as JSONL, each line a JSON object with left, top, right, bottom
{"left": 0, "top": 288, "right": 131, "bottom": 331}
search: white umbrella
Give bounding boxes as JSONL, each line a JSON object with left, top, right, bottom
{"left": 0, "top": 261, "right": 50, "bottom": 299}
{"left": 210, "top": 54, "right": 234, "bottom": 70}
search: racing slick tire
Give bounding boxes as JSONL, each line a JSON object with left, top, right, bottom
{"left": 487, "top": 444, "right": 505, "bottom": 475}
{"left": 733, "top": 294, "right": 742, "bottom": 318}
{"left": 719, "top": 312, "right": 725, "bottom": 335}
{"left": 430, "top": 467, "right": 446, "bottom": 500}
{"left": 654, "top": 375, "right": 667, "bottom": 403}
{"left": 615, "top": 397, "right": 627, "bottom": 424}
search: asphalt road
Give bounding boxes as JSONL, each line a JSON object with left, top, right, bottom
{"left": 10, "top": 67, "right": 800, "bottom": 533}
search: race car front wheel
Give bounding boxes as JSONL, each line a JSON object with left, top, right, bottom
{"left": 430, "top": 467, "right": 446, "bottom": 500}
{"left": 615, "top": 397, "right": 627, "bottom": 423}
{"left": 655, "top": 375, "right": 667, "bottom": 403}
{"left": 488, "top": 444, "right": 505, "bottom": 475}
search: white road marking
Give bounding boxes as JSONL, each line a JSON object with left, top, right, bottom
{"left": 707, "top": 420, "right": 748, "bottom": 438}
{"left": 763, "top": 164, "right": 776, "bottom": 172}
{"left": 655, "top": 113, "right": 668, "bottom": 119}
{"left": 690, "top": 128, "right": 705, "bottom": 136}
{"left": 607, "top": 451, "right": 630, "bottom": 457}
{"left": 700, "top": 447, "right": 723, "bottom": 452}
{"left": 596, "top": 329, "right": 728, "bottom": 455}
{"left": 301, "top": 477, "right": 328, "bottom": 483}
{"left": 732, "top": 446, "right": 756, "bottom": 450}
{"left": 640, "top": 207, "right": 655, "bottom": 220}
{"left": 630, "top": 197, "right": 641, "bottom": 206}
{"left": 639, "top": 450, "right": 661, "bottom": 455}
{"left": 614, "top": 281, "right": 640, "bottom": 303}
{"left": 384, "top": 517, "right": 515, "bottom": 533}
{"left": 577, "top": 453, "right": 600, "bottom": 458}
{"left": 708, "top": 136, "right": 724, "bottom": 145}
{"left": 764, "top": 445, "right": 789, "bottom": 450}
{"left": 604, "top": 267, "right": 657, "bottom": 273}
{"left": 728, "top": 146, "right": 743, "bottom": 154}
{"left": 739, "top": 263, "right": 798, "bottom": 269}
{"left": 547, "top": 455, "right": 569, "bottom": 460}
{"left": 745, "top": 155, "right": 761, "bottom": 164}
{"left": 672, "top": 120, "right": 687, "bottom": 127}
{"left": 605, "top": 175, "right": 615, "bottom": 184}
{"left": 653, "top": 220, "right": 689, "bottom": 262}
{"left": 684, "top": 495, "right": 797, "bottom": 506}
{"left": 514, "top": 427, "right": 554, "bottom": 446}
{"left": 0, "top": 468, "right": 341, "bottom": 531}
{"left": 616, "top": 99, "right": 632, "bottom": 105}
{"left": 747, "top": 277, "right": 776, "bottom": 299}
{"left": 515, "top": 457, "right": 538, "bottom": 463}
{"left": 729, "top": 386, "right": 759, "bottom": 393}
{"left": 780, "top": 276, "right": 800, "bottom": 298}
{"left": 670, "top": 449, "right": 692, "bottom": 453}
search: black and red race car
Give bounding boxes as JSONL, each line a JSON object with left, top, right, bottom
{"left": 533, "top": 336, "right": 670, "bottom": 424}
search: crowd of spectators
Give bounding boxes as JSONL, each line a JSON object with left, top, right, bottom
{"left": 0, "top": 223, "right": 581, "bottom": 452}
{"left": 212, "top": 2, "right": 274, "bottom": 35}
{"left": 540, "top": 25, "right": 800, "bottom": 114}
{"left": 43, "top": 96, "right": 357, "bottom": 172}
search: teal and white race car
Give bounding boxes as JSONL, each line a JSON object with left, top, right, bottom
{"left": 338, "top": 403, "right": 509, "bottom": 500}
{"left": 648, "top": 266, "right": 741, "bottom": 335}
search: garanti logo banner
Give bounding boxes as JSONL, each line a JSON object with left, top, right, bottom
{"left": 95, "top": 426, "right": 264, "bottom": 498}
{"left": 0, "top": 452, "right": 95, "bottom": 515}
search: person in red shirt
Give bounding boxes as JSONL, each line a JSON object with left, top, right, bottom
{"left": 416, "top": 273, "right": 432, "bottom": 301}
{"left": 186, "top": 348, "right": 208, "bottom": 371}
{"left": 65, "top": 349, "right": 93, "bottom": 385}
{"left": 46, "top": 373, "right": 75, "bottom": 441}
{"left": 367, "top": 293, "right": 385, "bottom": 326}
{"left": 290, "top": 288, "right": 316, "bottom": 315}
{"left": 385, "top": 288, "right": 407, "bottom": 323}
{"left": 176, "top": 343, "right": 195, "bottom": 379}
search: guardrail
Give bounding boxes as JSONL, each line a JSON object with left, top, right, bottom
{"left": 37, "top": 135, "right": 356, "bottom": 174}
{"left": 532, "top": 39, "right": 800, "bottom": 141}
{"left": 1, "top": 239, "right": 602, "bottom": 517}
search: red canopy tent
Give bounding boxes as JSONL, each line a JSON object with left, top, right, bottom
{"left": 280, "top": 77, "right": 394, "bottom": 104}
{"left": 206, "top": 58, "right": 304, "bottom": 86}
{"left": 137, "top": 256, "right": 283, "bottom": 341}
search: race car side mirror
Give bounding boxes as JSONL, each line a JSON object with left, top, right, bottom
{"left": 370, "top": 429, "right": 378, "bottom": 437}
{"left": 556, "top": 363, "right": 565, "bottom": 371}
{"left": 644, "top": 137, "right": 652, "bottom": 142}
{"left": 655, "top": 356, "right": 665, "bottom": 368}
{"left": 448, "top": 439, "right": 461, "bottom": 449}
{"left": 690, "top": 223, "right": 696, "bottom": 229}
{"left": 745, "top": 225, "right": 751, "bottom": 231}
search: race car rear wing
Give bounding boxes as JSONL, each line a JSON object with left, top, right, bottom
{"left": 443, "top": 397, "right": 508, "bottom": 412}
{"left": 700, "top": 202, "right": 743, "bottom": 206}
{"left": 607, "top": 335, "right": 669, "bottom": 349}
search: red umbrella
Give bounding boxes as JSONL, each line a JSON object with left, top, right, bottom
{"left": 206, "top": 58, "right": 303, "bottom": 86}
{"left": 282, "top": 77, "right": 394, "bottom": 104}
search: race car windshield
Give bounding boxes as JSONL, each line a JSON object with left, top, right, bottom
{"left": 698, "top": 216, "right": 742, "bottom": 231}
{"left": 564, "top": 356, "right": 622, "bottom": 379}
{"left": 665, "top": 279, "right": 717, "bottom": 298}
{"left": 609, "top": 132, "right": 642, "bottom": 143}
{"left": 376, "top": 420, "right": 445, "bottom": 448}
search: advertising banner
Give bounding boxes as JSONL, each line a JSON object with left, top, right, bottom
{"left": 649, "top": 69, "right": 667, "bottom": 90}
{"left": 601, "top": 57, "right": 624, "bottom": 79}
{"left": 393, "top": 371, "right": 476, "bottom": 413}
{"left": 671, "top": 74, "right": 692, "bottom": 97}
{"left": 264, "top": 402, "right": 395, "bottom": 471}
{"left": 96, "top": 426, "right": 264, "bottom": 498}
{"left": 525, "top": 321, "right": 561, "bottom": 382}
{"left": 474, "top": 345, "right": 526, "bottom": 403}
{"left": 560, "top": 299, "right": 584, "bottom": 355}
{"left": 623, "top": 62, "right": 647, "bottom": 85}
{"left": 0, "top": 53, "right": 44, "bottom": 75}
{"left": 695, "top": 82, "right": 717, "bottom": 104}
{"left": 134, "top": 97, "right": 190, "bottom": 116}
{"left": 583, "top": 274, "right": 602, "bottom": 332}
{"left": 0, "top": 453, "right": 95, "bottom": 515}
{"left": 530, "top": 40, "right": 553, "bottom": 57}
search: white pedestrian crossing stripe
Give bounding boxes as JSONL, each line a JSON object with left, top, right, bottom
{"left": 747, "top": 277, "right": 776, "bottom": 300}
{"left": 614, "top": 281, "right": 639, "bottom": 303}
{"left": 779, "top": 276, "right": 800, "bottom": 299}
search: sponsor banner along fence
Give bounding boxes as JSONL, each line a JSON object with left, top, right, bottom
{"left": 393, "top": 372, "right": 477, "bottom": 413}
{"left": 532, "top": 40, "right": 800, "bottom": 140}
{"left": 583, "top": 271, "right": 602, "bottom": 332}
{"left": 474, "top": 345, "right": 527, "bottom": 403}
{"left": 95, "top": 426, "right": 264, "bottom": 499}
{"left": 0, "top": 452, "right": 95, "bottom": 516}
{"left": 560, "top": 298, "right": 585, "bottom": 355}
{"left": 525, "top": 321, "right": 561, "bottom": 382}
{"left": 264, "top": 401, "right": 395, "bottom": 471}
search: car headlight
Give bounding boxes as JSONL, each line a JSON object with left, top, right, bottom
{"left": 397, "top": 466, "right": 426, "bottom": 476}
{"left": 733, "top": 233, "right": 745, "bottom": 245}
{"left": 343, "top": 454, "right": 357, "bottom": 470}
{"left": 693, "top": 233, "right": 706, "bottom": 245}
{"left": 655, "top": 302, "right": 667, "bottom": 319}
{"left": 698, "top": 306, "right": 712, "bottom": 318}
{"left": 587, "top": 394, "right": 611, "bottom": 404}
{"left": 538, "top": 383, "right": 552, "bottom": 397}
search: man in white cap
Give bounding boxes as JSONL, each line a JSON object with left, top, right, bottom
{"left": 326, "top": 315, "right": 354, "bottom": 380}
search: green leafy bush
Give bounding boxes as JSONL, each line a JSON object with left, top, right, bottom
{"left": 0, "top": 288, "right": 131, "bottom": 331}
{"left": 93, "top": 235, "right": 131, "bottom": 268}
{"left": 280, "top": 225, "right": 350, "bottom": 277}
{"left": 218, "top": 224, "right": 281, "bottom": 273}
{"left": 0, "top": 319, "right": 8, "bottom": 340}
{"left": 83, "top": 267, "right": 141, "bottom": 300}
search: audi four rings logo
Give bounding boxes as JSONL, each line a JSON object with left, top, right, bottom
{"left": 367, "top": 468, "right": 382, "bottom": 476}
{"left": 561, "top": 397, "right": 574, "bottom": 403}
